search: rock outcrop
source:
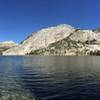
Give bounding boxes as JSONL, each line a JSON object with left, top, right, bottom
{"left": 3, "top": 24, "right": 75, "bottom": 55}
{"left": 2, "top": 24, "right": 100, "bottom": 55}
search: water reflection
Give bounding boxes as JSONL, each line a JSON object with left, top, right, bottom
{"left": 0, "top": 56, "right": 100, "bottom": 100}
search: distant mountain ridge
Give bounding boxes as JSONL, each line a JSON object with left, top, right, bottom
{"left": 0, "top": 41, "right": 17, "bottom": 54}
{"left": 2, "top": 24, "right": 100, "bottom": 55}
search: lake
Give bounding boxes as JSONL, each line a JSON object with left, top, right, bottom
{"left": 0, "top": 56, "right": 100, "bottom": 100}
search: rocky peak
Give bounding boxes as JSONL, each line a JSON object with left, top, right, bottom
{"left": 3, "top": 24, "right": 75, "bottom": 55}
{"left": 2, "top": 24, "right": 100, "bottom": 55}
{"left": 69, "top": 29, "right": 100, "bottom": 43}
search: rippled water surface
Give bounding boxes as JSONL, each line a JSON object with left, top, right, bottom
{"left": 0, "top": 56, "right": 100, "bottom": 100}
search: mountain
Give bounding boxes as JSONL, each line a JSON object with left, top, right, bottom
{"left": 2, "top": 24, "right": 100, "bottom": 55}
{"left": 0, "top": 41, "right": 17, "bottom": 55}
{"left": 3, "top": 24, "right": 75, "bottom": 55}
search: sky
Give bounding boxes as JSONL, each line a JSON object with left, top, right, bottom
{"left": 0, "top": 0, "right": 100, "bottom": 43}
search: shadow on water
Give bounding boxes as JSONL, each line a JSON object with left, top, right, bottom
{"left": 0, "top": 56, "right": 100, "bottom": 100}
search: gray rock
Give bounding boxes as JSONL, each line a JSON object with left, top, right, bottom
{"left": 0, "top": 41, "right": 17, "bottom": 55}
{"left": 2, "top": 24, "right": 100, "bottom": 56}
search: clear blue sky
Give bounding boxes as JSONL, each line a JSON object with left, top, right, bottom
{"left": 0, "top": 0, "right": 100, "bottom": 43}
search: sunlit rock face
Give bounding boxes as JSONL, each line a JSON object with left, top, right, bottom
{"left": 3, "top": 24, "right": 75, "bottom": 55}
{"left": 2, "top": 24, "right": 100, "bottom": 55}
{"left": 0, "top": 41, "right": 17, "bottom": 54}
{"left": 69, "top": 30, "right": 100, "bottom": 43}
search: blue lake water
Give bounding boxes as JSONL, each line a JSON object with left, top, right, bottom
{"left": 0, "top": 56, "right": 100, "bottom": 100}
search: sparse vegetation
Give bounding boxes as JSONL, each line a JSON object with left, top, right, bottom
{"left": 28, "top": 37, "right": 87, "bottom": 56}
{"left": 90, "top": 50, "right": 100, "bottom": 55}
{"left": 0, "top": 47, "right": 9, "bottom": 55}
{"left": 93, "top": 28, "right": 100, "bottom": 33}
{"left": 85, "top": 39, "right": 96, "bottom": 44}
